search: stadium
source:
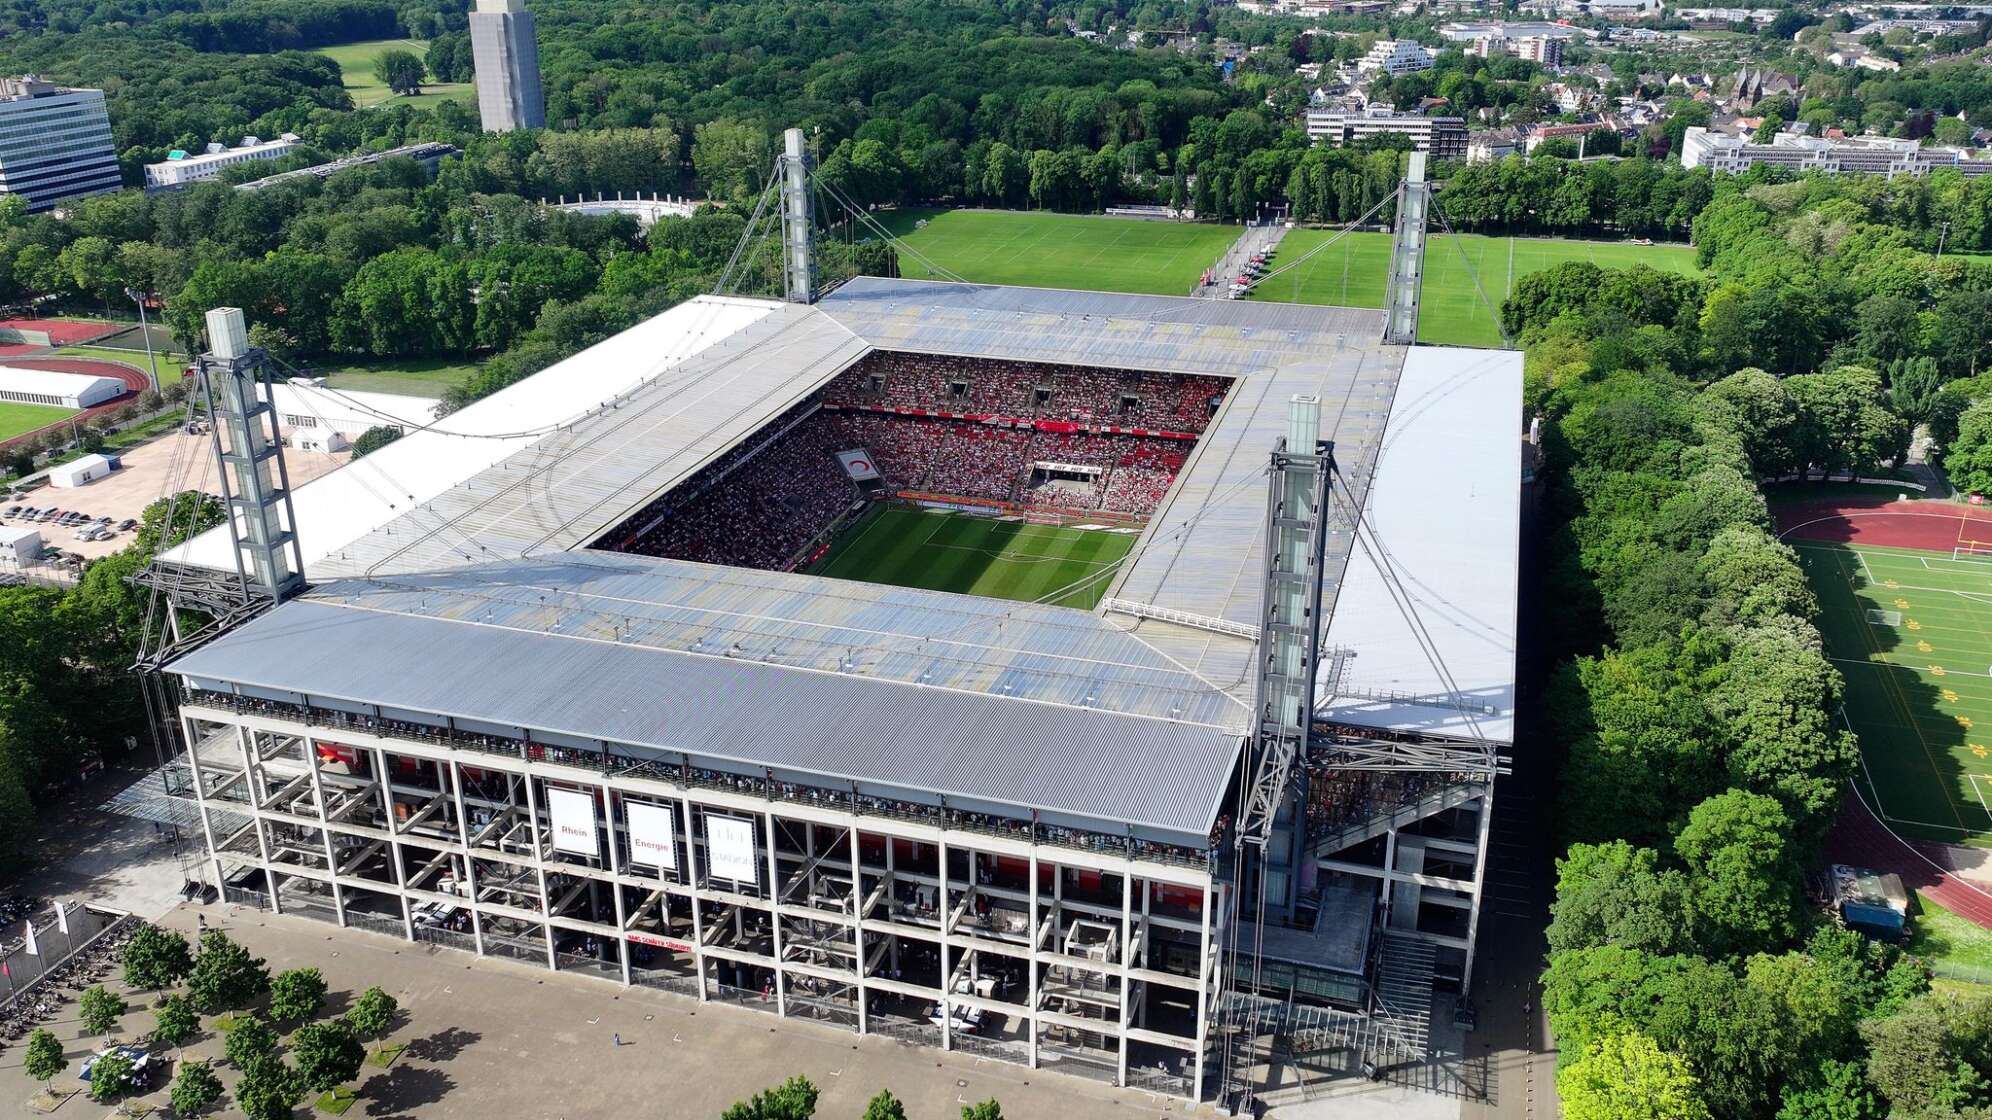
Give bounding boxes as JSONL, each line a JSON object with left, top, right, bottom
{"left": 146, "top": 147, "right": 1520, "bottom": 1106}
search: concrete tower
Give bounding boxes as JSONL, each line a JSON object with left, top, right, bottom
{"left": 469, "top": 0, "right": 545, "bottom": 132}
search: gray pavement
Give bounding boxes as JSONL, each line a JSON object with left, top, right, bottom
{"left": 1190, "top": 223, "right": 1288, "bottom": 299}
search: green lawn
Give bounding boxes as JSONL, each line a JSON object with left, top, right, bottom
{"left": 316, "top": 356, "right": 475, "bottom": 397}
{"left": 809, "top": 505, "right": 1138, "bottom": 608}
{"left": 1794, "top": 539, "right": 1992, "bottom": 848}
{"left": 54, "top": 344, "right": 185, "bottom": 388}
{"left": 315, "top": 38, "right": 473, "bottom": 109}
{"left": 1908, "top": 891, "right": 1992, "bottom": 984}
{"left": 1250, "top": 230, "right": 1700, "bottom": 348}
{"left": 876, "top": 209, "right": 1241, "bottom": 296}
{"left": 0, "top": 400, "right": 75, "bottom": 442}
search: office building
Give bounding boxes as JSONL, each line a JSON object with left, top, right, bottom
{"left": 1681, "top": 126, "right": 1992, "bottom": 177}
{"left": 1306, "top": 106, "right": 1468, "bottom": 159}
{"left": 0, "top": 76, "right": 120, "bottom": 212}
{"left": 145, "top": 134, "right": 300, "bottom": 189}
{"left": 470, "top": 0, "right": 546, "bottom": 132}
{"left": 1356, "top": 39, "right": 1437, "bottom": 76}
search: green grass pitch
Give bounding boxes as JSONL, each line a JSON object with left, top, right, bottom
{"left": 0, "top": 401, "right": 77, "bottom": 443}
{"left": 875, "top": 209, "right": 1241, "bottom": 296}
{"left": 1250, "top": 230, "right": 1700, "bottom": 348}
{"left": 809, "top": 505, "right": 1138, "bottom": 609}
{"left": 1796, "top": 540, "right": 1992, "bottom": 848}
{"left": 312, "top": 38, "right": 474, "bottom": 109}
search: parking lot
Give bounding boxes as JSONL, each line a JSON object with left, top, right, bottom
{"left": 3, "top": 430, "right": 348, "bottom": 564}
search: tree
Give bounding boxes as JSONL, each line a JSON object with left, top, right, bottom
{"left": 721, "top": 1075, "right": 820, "bottom": 1120}
{"left": 1559, "top": 1032, "right": 1711, "bottom": 1120}
{"left": 186, "top": 929, "right": 270, "bottom": 1013}
{"left": 122, "top": 924, "right": 194, "bottom": 990}
{"left": 224, "top": 1015, "right": 279, "bottom": 1070}
{"left": 88, "top": 1050, "right": 135, "bottom": 1103}
{"left": 1859, "top": 990, "right": 1992, "bottom": 1119}
{"left": 291, "top": 1020, "right": 365, "bottom": 1097}
{"left": 1945, "top": 398, "right": 1992, "bottom": 497}
{"left": 233, "top": 1055, "right": 305, "bottom": 1120}
{"left": 1674, "top": 790, "right": 1800, "bottom": 957}
{"left": 79, "top": 985, "right": 128, "bottom": 1038}
{"left": 171, "top": 1060, "right": 224, "bottom": 1117}
{"left": 345, "top": 986, "right": 399, "bottom": 1054}
{"left": 961, "top": 1100, "right": 1004, "bottom": 1120}
{"left": 268, "top": 966, "right": 327, "bottom": 1024}
{"left": 372, "top": 49, "right": 425, "bottom": 96}
{"left": 349, "top": 425, "right": 404, "bottom": 459}
{"left": 22, "top": 1028, "right": 64, "bottom": 1088}
{"left": 1546, "top": 841, "right": 1699, "bottom": 956}
{"left": 153, "top": 993, "right": 200, "bottom": 1048}
{"left": 692, "top": 119, "right": 773, "bottom": 202}
{"left": 863, "top": 1090, "right": 908, "bottom": 1120}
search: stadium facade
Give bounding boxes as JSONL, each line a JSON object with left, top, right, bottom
{"left": 154, "top": 275, "right": 1520, "bottom": 1102}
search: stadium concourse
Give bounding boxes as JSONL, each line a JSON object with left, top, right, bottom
{"left": 153, "top": 278, "right": 1522, "bottom": 1103}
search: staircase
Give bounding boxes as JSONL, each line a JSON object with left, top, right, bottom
{"left": 1308, "top": 781, "right": 1482, "bottom": 860}
{"left": 1370, "top": 933, "right": 1437, "bottom": 1063}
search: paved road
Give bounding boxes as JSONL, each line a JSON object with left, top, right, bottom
{"left": 1191, "top": 223, "right": 1289, "bottom": 299}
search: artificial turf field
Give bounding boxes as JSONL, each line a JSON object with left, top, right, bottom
{"left": 877, "top": 210, "right": 1697, "bottom": 348}
{"left": 1796, "top": 539, "right": 1992, "bottom": 848}
{"left": 808, "top": 505, "right": 1138, "bottom": 609}
{"left": 1249, "top": 230, "right": 1700, "bottom": 347}
{"left": 877, "top": 210, "right": 1242, "bottom": 296}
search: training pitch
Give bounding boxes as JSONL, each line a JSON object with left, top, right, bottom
{"left": 809, "top": 505, "right": 1138, "bottom": 609}
{"left": 1796, "top": 538, "right": 1992, "bottom": 848}
{"left": 878, "top": 210, "right": 1240, "bottom": 296}
{"left": 1249, "top": 230, "right": 1700, "bottom": 348}
{"left": 0, "top": 400, "right": 76, "bottom": 443}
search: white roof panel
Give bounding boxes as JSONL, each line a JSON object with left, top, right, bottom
{"left": 1317, "top": 346, "right": 1522, "bottom": 743}
{"left": 0, "top": 366, "right": 121, "bottom": 397}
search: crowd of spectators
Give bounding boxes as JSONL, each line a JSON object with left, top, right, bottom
{"left": 832, "top": 352, "right": 1229, "bottom": 433}
{"left": 605, "top": 354, "right": 1220, "bottom": 569}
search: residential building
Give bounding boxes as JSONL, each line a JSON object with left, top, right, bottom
{"left": 0, "top": 76, "right": 120, "bottom": 213}
{"left": 1851, "top": 17, "right": 1980, "bottom": 34}
{"left": 1587, "top": 0, "right": 1661, "bottom": 17}
{"left": 1440, "top": 19, "right": 1588, "bottom": 41}
{"left": 1466, "top": 127, "right": 1521, "bottom": 161}
{"left": 1854, "top": 54, "right": 1902, "bottom": 71}
{"left": 1526, "top": 121, "right": 1609, "bottom": 153}
{"left": 1306, "top": 105, "right": 1469, "bottom": 158}
{"left": 144, "top": 134, "right": 300, "bottom": 189}
{"left": 1469, "top": 32, "right": 1564, "bottom": 64}
{"left": 470, "top": 0, "right": 546, "bottom": 132}
{"left": 1680, "top": 125, "right": 1992, "bottom": 177}
{"left": 1674, "top": 6, "right": 1777, "bottom": 24}
{"left": 1356, "top": 39, "right": 1437, "bottom": 76}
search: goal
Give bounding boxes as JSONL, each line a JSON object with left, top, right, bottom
{"left": 1953, "top": 541, "right": 1992, "bottom": 564}
{"left": 1866, "top": 608, "right": 1903, "bottom": 627}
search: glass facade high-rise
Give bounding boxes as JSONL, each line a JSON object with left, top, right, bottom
{"left": 470, "top": 0, "right": 546, "bottom": 132}
{"left": 0, "top": 76, "right": 121, "bottom": 212}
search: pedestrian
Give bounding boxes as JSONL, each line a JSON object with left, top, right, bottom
{"left": 612, "top": 1033, "right": 622, "bottom": 1048}
{"left": 197, "top": 913, "right": 207, "bottom": 934}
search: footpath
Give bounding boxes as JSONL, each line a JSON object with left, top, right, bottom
{"left": 1191, "top": 221, "right": 1289, "bottom": 299}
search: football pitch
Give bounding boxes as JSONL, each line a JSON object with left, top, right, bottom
{"left": 877, "top": 210, "right": 1241, "bottom": 296}
{"left": 1248, "top": 230, "right": 1700, "bottom": 348}
{"left": 1796, "top": 540, "right": 1992, "bottom": 848}
{"left": 809, "top": 505, "right": 1138, "bottom": 609}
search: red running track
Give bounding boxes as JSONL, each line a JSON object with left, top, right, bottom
{"left": 1828, "top": 785, "right": 1992, "bottom": 931}
{"left": 0, "top": 317, "right": 119, "bottom": 346}
{"left": 0, "top": 356, "right": 155, "bottom": 449}
{"left": 1774, "top": 497, "right": 1992, "bottom": 552}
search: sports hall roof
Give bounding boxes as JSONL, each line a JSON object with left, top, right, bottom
{"left": 167, "top": 277, "right": 1522, "bottom": 835}
{"left": 0, "top": 366, "right": 122, "bottom": 398}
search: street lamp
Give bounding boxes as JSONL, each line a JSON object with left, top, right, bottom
{"left": 122, "top": 286, "right": 160, "bottom": 396}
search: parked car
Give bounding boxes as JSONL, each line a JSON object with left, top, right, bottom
{"left": 117, "top": 519, "right": 137, "bottom": 531}
{"left": 3, "top": 505, "right": 19, "bottom": 516}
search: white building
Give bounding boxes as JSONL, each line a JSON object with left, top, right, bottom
{"left": 0, "top": 365, "right": 124, "bottom": 408}
{"left": 269, "top": 379, "right": 440, "bottom": 442}
{"left": 1854, "top": 54, "right": 1902, "bottom": 72}
{"left": 1356, "top": 39, "right": 1436, "bottom": 76}
{"left": 145, "top": 135, "right": 300, "bottom": 189}
{"left": 48, "top": 453, "right": 116, "bottom": 488}
{"left": 1306, "top": 105, "right": 1469, "bottom": 157}
{"left": 470, "top": 0, "right": 546, "bottom": 131}
{"left": 0, "top": 76, "right": 120, "bottom": 213}
{"left": 0, "top": 525, "right": 41, "bottom": 566}
{"left": 1681, "top": 126, "right": 1992, "bottom": 177}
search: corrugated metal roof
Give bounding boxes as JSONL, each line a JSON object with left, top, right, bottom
{"left": 305, "top": 552, "right": 1245, "bottom": 729}
{"left": 170, "top": 592, "right": 1241, "bottom": 836}
{"left": 312, "top": 304, "right": 867, "bottom": 579}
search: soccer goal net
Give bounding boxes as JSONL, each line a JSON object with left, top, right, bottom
{"left": 1866, "top": 608, "right": 1903, "bottom": 627}
{"left": 1953, "top": 541, "right": 1992, "bottom": 564}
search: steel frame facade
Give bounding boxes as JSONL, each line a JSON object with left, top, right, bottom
{"left": 174, "top": 700, "right": 1224, "bottom": 1100}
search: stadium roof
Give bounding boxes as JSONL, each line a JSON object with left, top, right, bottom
{"left": 166, "top": 277, "right": 1522, "bottom": 836}
{"left": 170, "top": 553, "right": 1241, "bottom": 837}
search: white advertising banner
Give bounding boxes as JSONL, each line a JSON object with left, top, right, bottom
{"left": 835, "top": 449, "right": 880, "bottom": 482}
{"left": 706, "top": 815, "right": 759, "bottom": 885}
{"left": 626, "top": 801, "right": 677, "bottom": 872}
{"left": 546, "top": 787, "right": 600, "bottom": 858}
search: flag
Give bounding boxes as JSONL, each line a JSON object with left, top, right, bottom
{"left": 54, "top": 901, "right": 66, "bottom": 936}
{"left": 23, "top": 920, "right": 35, "bottom": 956}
